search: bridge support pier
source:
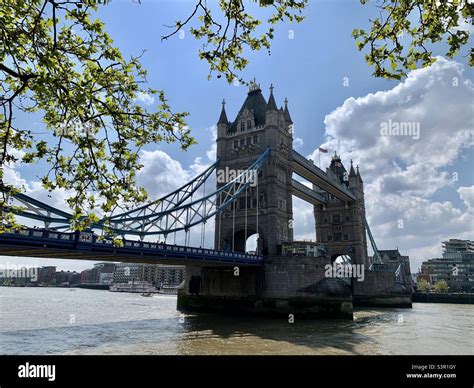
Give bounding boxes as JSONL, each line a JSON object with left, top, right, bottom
{"left": 352, "top": 271, "right": 412, "bottom": 308}
{"left": 177, "top": 256, "right": 353, "bottom": 319}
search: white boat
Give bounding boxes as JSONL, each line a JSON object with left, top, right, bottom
{"left": 109, "top": 280, "right": 157, "bottom": 293}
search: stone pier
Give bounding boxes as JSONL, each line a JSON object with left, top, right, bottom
{"left": 177, "top": 256, "right": 354, "bottom": 319}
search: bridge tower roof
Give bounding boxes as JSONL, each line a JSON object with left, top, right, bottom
{"left": 229, "top": 79, "right": 268, "bottom": 132}
{"left": 329, "top": 152, "right": 348, "bottom": 186}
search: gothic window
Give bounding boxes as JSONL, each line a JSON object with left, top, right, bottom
{"left": 240, "top": 122, "right": 245, "bottom": 132}
{"left": 281, "top": 199, "right": 287, "bottom": 211}
{"left": 233, "top": 140, "right": 238, "bottom": 149}
{"left": 332, "top": 213, "right": 341, "bottom": 224}
{"left": 333, "top": 233, "right": 342, "bottom": 241}
{"left": 343, "top": 234, "right": 349, "bottom": 241}
{"left": 240, "top": 138, "right": 245, "bottom": 146}
{"left": 253, "top": 135, "right": 258, "bottom": 144}
{"left": 346, "top": 214, "right": 350, "bottom": 221}
{"left": 246, "top": 137, "right": 251, "bottom": 145}
{"left": 247, "top": 120, "right": 252, "bottom": 130}
{"left": 327, "top": 235, "right": 333, "bottom": 242}
{"left": 324, "top": 217, "right": 328, "bottom": 223}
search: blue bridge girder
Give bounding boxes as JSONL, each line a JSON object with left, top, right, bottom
{"left": 0, "top": 228, "right": 263, "bottom": 266}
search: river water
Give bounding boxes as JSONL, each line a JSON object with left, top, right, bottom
{"left": 0, "top": 287, "right": 472, "bottom": 355}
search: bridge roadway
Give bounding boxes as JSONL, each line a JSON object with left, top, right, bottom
{"left": 291, "top": 179, "right": 327, "bottom": 206}
{"left": 0, "top": 228, "right": 263, "bottom": 266}
{"left": 292, "top": 151, "right": 356, "bottom": 203}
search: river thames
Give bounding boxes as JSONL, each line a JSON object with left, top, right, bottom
{"left": 1, "top": 287, "right": 472, "bottom": 355}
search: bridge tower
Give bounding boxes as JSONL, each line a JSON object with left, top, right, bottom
{"left": 313, "top": 154, "right": 369, "bottom": 266}
{"left": 215, "top": 82, "right": 294, "bottom": 256}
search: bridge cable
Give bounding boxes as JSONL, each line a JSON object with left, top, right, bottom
{"left": 256, "top": 172, "right": 259, "bottom": 254}
{"left": 232, "top": 197, "right": 236, "bottom": 251}
{"left": 244, "top": 186, "right": 248, "bottom": 253}
{"left": 201, "top": 180, "right": 206, "bottom": 248}
{"left": 218, "top": 202, "right": 222, "bottom": 250}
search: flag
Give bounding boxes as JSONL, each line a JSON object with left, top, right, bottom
{"left": 319, "top": 147, "right": 328, "bottom": 153}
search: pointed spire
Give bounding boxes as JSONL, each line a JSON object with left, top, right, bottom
{"left": 283, "top": 97, "right": 292, "bottom": 124}
{"left": 266, "top": 83, "right": 278, "bottom": 111}
{"left": 349, "top": 159, "right": 356, "bottom": 177}
{"left": 217, "top": 98, "right": 228, "bottom": 125}
{"left": 248, "top": 78, "right": 261, "bottom": 93}
{"left": 356, "top": 164, "right": 363, "bottom": 183}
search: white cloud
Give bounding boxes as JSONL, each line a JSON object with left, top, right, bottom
{"left": 458, "top": 186, "right": 474, "bottom": 212}
{"left": 135, "top": 91, "right": 155, "bottom": 106}
{"left": 293, "top": 137, "right": 304, "bottom": 149}
{"left": 206, "top": 125, "right": 217, "bottom": 162}
{"left": 301, "top": 57, "right": 474, "bottom": 271}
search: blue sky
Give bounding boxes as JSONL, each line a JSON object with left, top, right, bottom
{"left": 3, "top": 0, "right": 473, "bottom": 272}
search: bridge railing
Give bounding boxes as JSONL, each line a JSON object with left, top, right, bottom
{"left": 2, "top": 228, "right": 264, "bottom": 263}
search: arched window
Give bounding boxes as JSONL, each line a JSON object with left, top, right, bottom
{"left": 332, "top": 213, "right": 341, "bottom": 223}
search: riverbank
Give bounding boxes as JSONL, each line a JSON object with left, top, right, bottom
{"left": 412, "top": 292, "right": 473, "bottom": 304}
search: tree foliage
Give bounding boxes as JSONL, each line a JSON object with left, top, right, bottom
{"left": 1, "top": 0, "right": 472, "bottom": 233}
{"left": 0, "top": 0, "right": 194, "bottom": 230}
{"left": 417, "top": 278, "right": 431, "bottom": 293}
{"left": 161, "top": 0, "right": 307, "bottom": 84}
{"left": 434, "top": 279, "right": 449, "bottom": 293}
{"left": 353, "top": 0, "right": 473, "bottom": 79}
{"left": 0, "top": 0, "right": 307, "bottom": 231}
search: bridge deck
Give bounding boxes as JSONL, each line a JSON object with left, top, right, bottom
{"left": 291, "top": 179, "right": 327, "bottom": 205}
{"left": 292, "top": 151, "right": 356, "bottom": 202}
{"left": 0, "top": 229, "right": 263, "bottom": 267}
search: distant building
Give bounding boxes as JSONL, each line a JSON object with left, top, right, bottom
{"left": 112, "top": 263, "right": 185, "bottom": 287}
{"left": 54, "top": 270, "right": 81, "bottom": 286}
{"left": 38, "top": 266, "right": 56, "bottom": 284}
{"left": 442, "top": 239, "right": 474, "bottom": 259}
{"left": 156, "top": 265, "right": 186, "bottom": 286}
{"left": 94, "top": 262, "right": 116, "bottom": 284}
{"left": 377, "top": 249, "right": 413, "bottom": 289}
{"left": 419, "top": 239, "right": 474, "bottom": 292}
{"left": 80, "top": 269, "right": 94, "bottom": 284}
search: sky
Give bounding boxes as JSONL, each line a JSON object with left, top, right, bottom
{"left": 2, "top": 0, "right": 473, "bottom": 273}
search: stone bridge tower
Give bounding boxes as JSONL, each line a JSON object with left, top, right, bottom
{"left": 313, "top": 153, "right": 369, "bottom": 266}
{"left": 214, "top": 82, "right": 294, "bottom": 256}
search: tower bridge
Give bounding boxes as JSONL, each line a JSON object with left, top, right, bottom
{"left": 0, "top": 81, "right": 413, "bottom": 319}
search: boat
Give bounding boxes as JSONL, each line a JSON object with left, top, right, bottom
{"left": 109, "top": 280, "right": 157, "bottom": 293}
{"left": 140, "top": 292, "right": 153, "bottom": 297}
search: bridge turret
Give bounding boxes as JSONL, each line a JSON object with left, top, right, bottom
{"left": 329, "top": 152, "right": 349, "bottom": 186}
{"left": 348, "top": 160, "right": 358, "bottom": 188}
{"left": 283, "top": 98, "right": 293, "bottom": 129}
{"left": 217, "top": 99, "right": 229, "bottom": 134}
{"left": 314, "top": 155, "right": 369, "bottom": 266}
{"left": 214, "top": 81, "right": 294, "bottom": 256}
{"left": 265, "top": 84, "right": 279, "bottom": 127}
